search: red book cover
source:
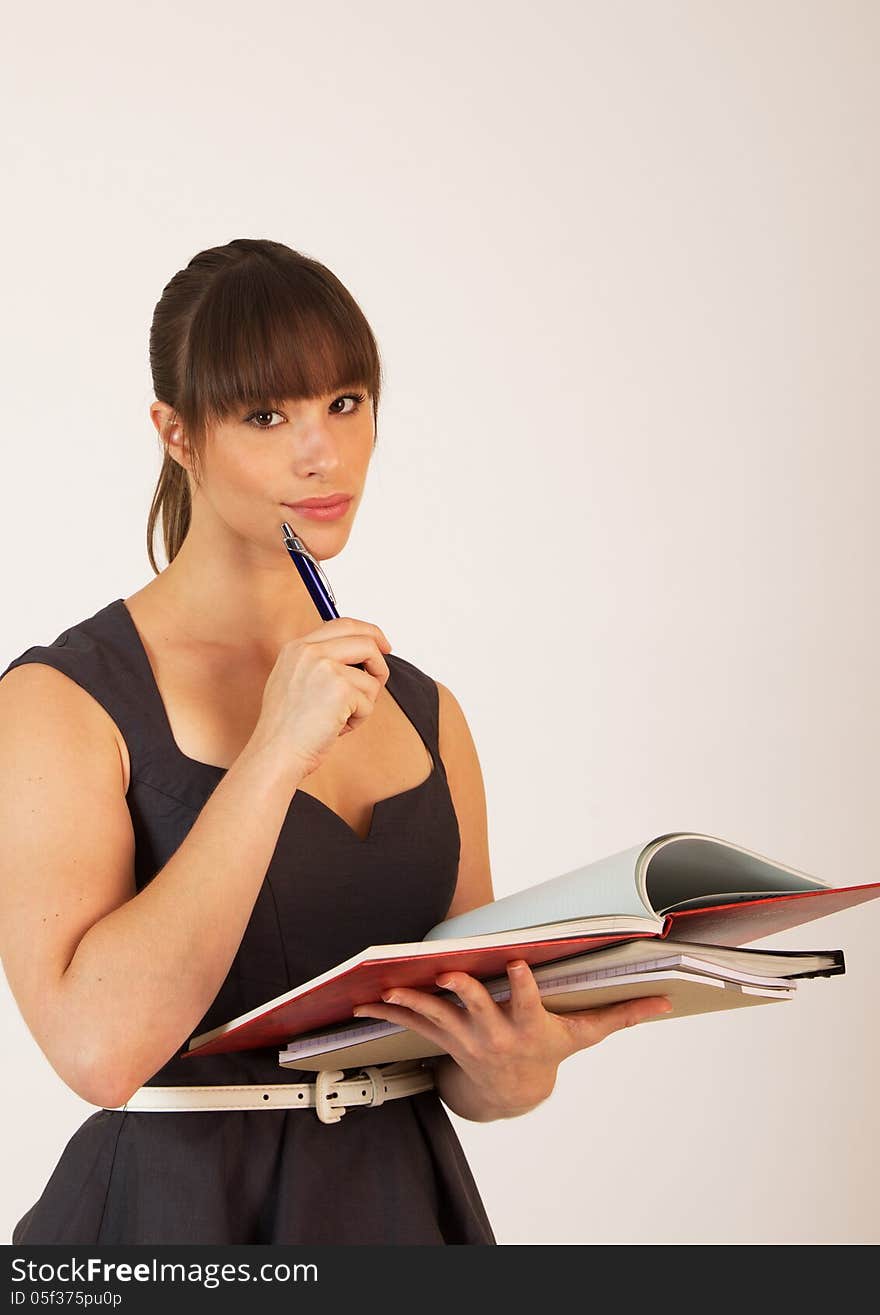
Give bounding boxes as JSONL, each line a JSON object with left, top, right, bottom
{"left": 182, "top": 930, "right": 649, "bottom": 1058}
{"left": 663, "top": 880, "right": 880, "bottom": 944}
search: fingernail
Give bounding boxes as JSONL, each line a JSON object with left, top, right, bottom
{"left": 436, "top": 976, "right": 454, "bottom": 988}
{"left": 382, "top": 992, "right": 399, "bottom": 1004}
{"left": 508, "top": 960, "right": 526, "bottom": 971}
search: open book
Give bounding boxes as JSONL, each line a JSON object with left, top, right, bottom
{"left": 276, "top": 940, "right": 846, "bottom": 1071}
{"left": 182, "top": 830, "right": 879, "bottom": 1060}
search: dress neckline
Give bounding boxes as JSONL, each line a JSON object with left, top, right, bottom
{"left": 110, "top": 597, "right": 438, "bottom": 844}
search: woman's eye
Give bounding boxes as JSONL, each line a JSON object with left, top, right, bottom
{"left": 329, "top": 392, "right": 367, "bottom": 415}
{"left": 245, "top": 410, "right": 284, "bottom": 429}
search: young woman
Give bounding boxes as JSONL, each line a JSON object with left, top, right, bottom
{"left": 0, "top": 238, "right": 671, "bottom": 1245}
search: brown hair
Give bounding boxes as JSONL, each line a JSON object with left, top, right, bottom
{"left": 146, "top": 238, "right": 383, "bottom": 575}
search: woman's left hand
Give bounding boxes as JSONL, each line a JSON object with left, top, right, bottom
{"left": 352, "top": 959, "right": 673, "bottom": 1120}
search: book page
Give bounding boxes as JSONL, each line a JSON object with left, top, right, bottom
{"left": 642, "top": 835, "right": 831, "bottom": 914}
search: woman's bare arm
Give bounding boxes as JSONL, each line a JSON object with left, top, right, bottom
{"left": 435, "top": 679, "right": 494, "bottom": 919}
{"left": 0, "top": 663, "right": 303, "bottom": 1108}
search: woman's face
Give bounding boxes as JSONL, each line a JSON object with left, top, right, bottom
{"left": 160, "top": 387, "right": 375, "bottom": 561}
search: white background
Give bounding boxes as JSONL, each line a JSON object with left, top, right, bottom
{"left": 1, "top": 0, "right": 877, "bottom": 1244}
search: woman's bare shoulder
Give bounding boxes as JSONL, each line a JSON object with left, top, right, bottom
{"left": 0, "top": 660, "right": 129, "bottom": 794}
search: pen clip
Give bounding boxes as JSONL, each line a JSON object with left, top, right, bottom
{"left": 308, "top": 553, "right": 337, "bottom": 608}
{"left": 282, "top": 526, "right": 338, "bottom": 607}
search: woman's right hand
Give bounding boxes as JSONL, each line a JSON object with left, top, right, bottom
{"left": 245, "top": 617, "right": 393, "bottom": 783}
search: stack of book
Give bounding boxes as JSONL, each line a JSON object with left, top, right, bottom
{"left": 178, "top": 830, "right": 879, "bottom": 1071}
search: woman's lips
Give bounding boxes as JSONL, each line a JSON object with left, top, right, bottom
{"left": 282, "top": 497, "right": 352, "bottom": 522}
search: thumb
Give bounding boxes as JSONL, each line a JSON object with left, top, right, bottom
{"left": 573, "top": 994, "right": 674, "bottom": 1044}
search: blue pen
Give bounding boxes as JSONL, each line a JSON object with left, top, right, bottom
{"left": 280, "top": 521, "right": 366, "bottom": 670}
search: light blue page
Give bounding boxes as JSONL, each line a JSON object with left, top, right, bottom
{"left": 424, "top": 839, "right": 653, "bottom": 940}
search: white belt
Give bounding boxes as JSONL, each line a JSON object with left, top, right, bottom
{"left": 102, "top": 1061, "right": 435, "bottom": 1125}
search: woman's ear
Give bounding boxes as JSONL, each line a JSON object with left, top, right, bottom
{"left": 151, "top": 402, "right": 193, "bottom": 476}
{"left": 166, "top": 425, "right": 192, "bottom": 474}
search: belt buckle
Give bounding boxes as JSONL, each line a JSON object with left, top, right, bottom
{"left": 314, "top": 1069, "right": 347, "bottom": 1124}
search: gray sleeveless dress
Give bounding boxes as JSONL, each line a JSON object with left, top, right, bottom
{"left": 1, "top": 598, "right": 496, "bottom": 1245}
